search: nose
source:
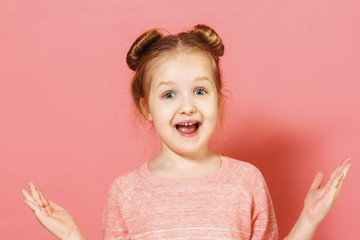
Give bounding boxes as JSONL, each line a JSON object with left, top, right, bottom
{"left": 178, "top": 95, "right": 197, "bottom": 115}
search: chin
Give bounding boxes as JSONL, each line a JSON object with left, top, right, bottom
{"left": 175, "top": 144, "right": 208, "bottom": 156}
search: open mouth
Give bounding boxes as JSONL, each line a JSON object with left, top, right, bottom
{"left": 175, "top": 121, "right": 201, "bottom": 136}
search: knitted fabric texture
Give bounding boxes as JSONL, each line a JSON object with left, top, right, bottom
{"left": 102, "top": 155, "right": 278, "bottom": 239}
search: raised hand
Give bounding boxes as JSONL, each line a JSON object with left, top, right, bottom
{"left": 285, "top": 156, "right": 352, "bottom": 240}
{"left": 21, "top": 182, "right": 86, "bottom": 240}
{"left": 302, "top": 156, "right": 352, "bottom": 227}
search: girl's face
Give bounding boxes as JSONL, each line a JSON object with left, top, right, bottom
{"left": 142, "top": 52, "right": 219, "bottom": 157}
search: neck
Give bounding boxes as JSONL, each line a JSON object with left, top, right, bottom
{"left": 155, "top": 141, "right": 217, "bottom": 169}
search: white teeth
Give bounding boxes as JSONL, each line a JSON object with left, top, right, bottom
{"left": 178, "top": 122, "right": 197, "bottom": 126}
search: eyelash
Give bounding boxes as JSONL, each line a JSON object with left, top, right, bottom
{"left": 163, "top": 92, "right": 175, "bottom": 99}
{"left": 194, "top": 88, "right": 207, "bottom": 95}
{"left": 162, "top": 88, "right": 208, "bottom": 99}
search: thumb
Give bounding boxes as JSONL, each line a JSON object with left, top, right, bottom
{"left": 309, "top": 172, "right": 323, "bottom": 190}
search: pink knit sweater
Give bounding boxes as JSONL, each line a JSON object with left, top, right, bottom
{"left": 102, "top": 155, "right": 278, "bottom": 239}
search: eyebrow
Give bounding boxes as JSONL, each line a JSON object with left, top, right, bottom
{"left": 156, "top": 76, "right": 210, "bottom": 88}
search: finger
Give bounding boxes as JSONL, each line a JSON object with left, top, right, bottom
{"left": 48, "top": 200, "right": 64, "bottom": 211}
{"left": 24, "top": 199, "right": 41, "bottom": 214}
{"left": 326, "top": 163, "right": 342, "bottom": 189}
{"left": 341, "top": 161, "right": 352, "bottom": 178}
{"left": 327, "top": 171, "right": 344, "bottom": 201}
{"left": 329, "top": 165, "right": 340, "bottom": 181}
{"left": 34, "top": 184, "right": 53, "bottom": 215}
{"left": 334, "top": 162, "right": 351, "bottom": 200}
{"left": 24, "top": 200, "right": 48, "bottom": 225}
{"left": 337, "top": 157, "right": 351, "bottom": 175}
{"left": 343, "top": 156, "right": 351, "bottom": 165}
{"left": 35, "top": 184, "right": 49, "bottom": 206}
{"left": 334, "top": 177, "right": 344, "bottom": 200}
{"left": 334, "top": 172, "right": 344, "bottom": 189}
{"left": 309, "top": 172, "right": 323, "bottom": 190}
{"left": 21, "top": 188, "right": 37, "bottom": 203}
{"left": 325, "top": 157, "right": 350, "bottom": 190}
{"left": 336, "top": 166, "right": 350, "bottom": 194}
{"left": 29, "top": 182, "right": 45, "bottom": 207}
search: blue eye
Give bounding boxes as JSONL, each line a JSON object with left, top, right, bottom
{"left": 194, "top": 88, "right": 207, "bottom": 95}
{"left": 163, "top": 92, "right": 175, "bottom": 99}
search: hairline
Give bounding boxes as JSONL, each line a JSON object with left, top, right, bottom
{"left": 143, "top": 48, "right": 218, "bottom": 102}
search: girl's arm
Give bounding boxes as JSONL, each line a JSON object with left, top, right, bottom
{"left": 285, "top": 157, "right": 351, "bottom": 240}
{"left": 22, "top": 182, "right": 86, "bottom": 240}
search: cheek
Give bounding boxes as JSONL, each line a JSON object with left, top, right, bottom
{"left": 200, "top": 102, "right": 218, "bottom": 129}
{"left": 209, "top": 108, "right": 219, "bottom": 124}
{"left": 206, "top": 97, "right": 219, "bottom": 118}
{"left": 150, "top": 102, "right": 172, "bottom": 124}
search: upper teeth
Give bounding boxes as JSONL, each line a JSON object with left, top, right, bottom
{"left": 179, "top": 122, "right": 197, "bottom": 126}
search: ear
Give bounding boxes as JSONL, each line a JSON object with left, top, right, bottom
{"left": 139, "top": 98, "right": 152, "bottom": 121}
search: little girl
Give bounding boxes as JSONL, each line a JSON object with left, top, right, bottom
{"left": 22, "top": 24, "right": 351, "bottom": 240}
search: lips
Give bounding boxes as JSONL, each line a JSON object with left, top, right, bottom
{"left": 174, "top": 120, "right": 202, "bottom": 137}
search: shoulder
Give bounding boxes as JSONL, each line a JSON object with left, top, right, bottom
{"left": 222, "top": 155, "right": 267, "bottom": 191}
{"left": 223, "top": 155, "right": 264, "bottom": 179}
{"left": 106, "top": 165, "right": 144, "bottom": 195}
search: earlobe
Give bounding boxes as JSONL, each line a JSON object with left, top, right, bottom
{"left": 140, "top": 98, "right": 152, "bottom": 121}
{"left": 145, "top": 109, "right": 153, "bottom": 121}
{"left": 147, "top": 113, "right": 153, "bottom": 121}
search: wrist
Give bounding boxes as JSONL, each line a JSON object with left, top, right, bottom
{"left": 66, "top": 224, "right": 86, "bottom": 240}
{"left": 299, "top": 207, "right": 320, "bottom": 230}
{"left": 285, "top": 208, "right": 319, "bottom": 240}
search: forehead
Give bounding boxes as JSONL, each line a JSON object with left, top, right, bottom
{"left": 150, "top": 52, "right": 214, "bottom": 87}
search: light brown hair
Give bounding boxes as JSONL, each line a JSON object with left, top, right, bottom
{"left": 126, "top": 24, "right": 227, "bottom": 128}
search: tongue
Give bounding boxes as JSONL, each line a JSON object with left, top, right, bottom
{"left": 177, "top": 124, "right": 197, "bottom": 134}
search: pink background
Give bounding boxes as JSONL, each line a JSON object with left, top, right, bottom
{"left": 1, "top": 0, "right": 359, "bottom": 239}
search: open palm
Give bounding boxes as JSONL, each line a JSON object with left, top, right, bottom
{"left": 303, "top": 157, "right": 351, "bottom": 226}
{"left": 22, "top": 182, "right": 80, "bottom": 240}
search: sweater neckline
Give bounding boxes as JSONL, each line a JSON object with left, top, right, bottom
{"left": 140, "top": 155, "right": 228, "bottom": 184}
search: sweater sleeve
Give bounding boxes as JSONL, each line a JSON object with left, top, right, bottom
{"left": 250, "top": 168, "right": 278, "bottom": 240}
{"left": 102, "top": 178, "right": 129, "bottom": 240}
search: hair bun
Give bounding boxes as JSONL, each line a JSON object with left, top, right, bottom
{"left": 190, "top": 24, "right": 224, "bottom": 57}
{"left": 126, "top": 29, "right": 162, "bottom": 71}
